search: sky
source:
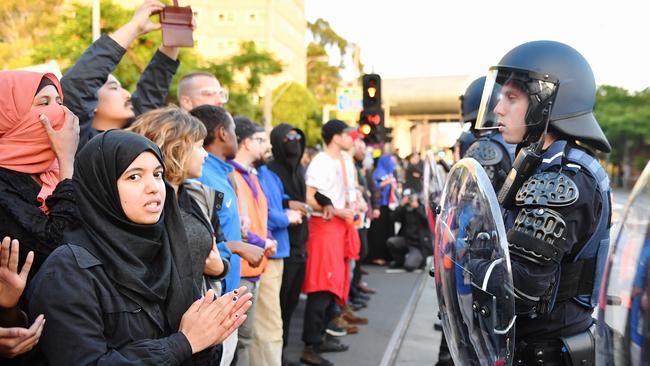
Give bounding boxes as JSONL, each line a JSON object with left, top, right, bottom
{"left": 305, "top": 0, "right": 650, "bottom": 92}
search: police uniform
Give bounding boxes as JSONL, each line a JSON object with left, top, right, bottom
{"left": 471, "top": 41, "right": 613, "bottom": 366}
{"left": 503, "top": 141, "right": 610, "bottom": 365}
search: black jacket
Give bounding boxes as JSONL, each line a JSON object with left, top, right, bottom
{"left": 61, "top": 35, "right": 180, "bottom": 151}
{"left": 267, "top": 123, "right": 308, "bottom": 262}
{"left": 25, "top": 244, "right": 217, "bottom": 365}
{"left": 390, "top": 204, "right": 431, "bottom": 255}
{"left": 0, "top": 167, "right": 79, "bottom": 280}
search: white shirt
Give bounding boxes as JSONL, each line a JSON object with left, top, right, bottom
{"left": 306, "top": 151, "right": 357, "bottom": 210}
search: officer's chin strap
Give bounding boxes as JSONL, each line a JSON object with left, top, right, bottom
{"left": 497, "top": 102, "right": 552, "bottom": 210}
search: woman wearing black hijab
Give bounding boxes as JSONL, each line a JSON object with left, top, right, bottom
{"left": 26, "top": 130, "right": 251, "bottom": 365}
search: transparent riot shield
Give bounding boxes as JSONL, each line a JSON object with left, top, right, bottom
{"left": 433, "top": 158, "right": 516, "bottom": 366}
{"left": 423, "top": 152, "right": 447, "bottom": 229}
{"left": 597, "top": 161, "right": 650, "bottom": 366}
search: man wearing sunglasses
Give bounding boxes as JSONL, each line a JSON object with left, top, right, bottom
{"left": 178, "top": 71, "right": 229, "bottom": 111}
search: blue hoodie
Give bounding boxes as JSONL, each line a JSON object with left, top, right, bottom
{"left": 257, "top": 165, "right": 290, "bottom": 259}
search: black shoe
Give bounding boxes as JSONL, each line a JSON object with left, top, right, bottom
{"left": 348, "top": 299, "right": 368, "bottom": 311}
{"left": 301, "top": 345, "right": 334, "bottom": 366}
{"left": 388, "top": 260, "right": 403, "bottom": 269}
{"left": 317, "top": 336, "right": 349, "bottom": 353}
{"left": 354, "top": 292, "right": 371, "bottom": 302}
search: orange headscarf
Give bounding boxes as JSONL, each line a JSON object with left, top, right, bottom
{"left": 0, "top": 71, "right": 66, "bottom": 213}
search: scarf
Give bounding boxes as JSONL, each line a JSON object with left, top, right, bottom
{"left": 0, "top": 71, "right": 66, "bottom": 212}
{"left": 65, "top": 130, "right": 194, "bottom": 332}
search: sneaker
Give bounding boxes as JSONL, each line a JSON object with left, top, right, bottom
{"left": 300, "top": 345, "right": 333, "bottom": 366}
{"left": 325, "top": 321, "right": 347, "bottom": 337}
{"left": 342, "top": 307, "right": 368, "bottom": 325}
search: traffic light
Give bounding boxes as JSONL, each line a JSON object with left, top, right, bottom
{"left": 358, "top": 109, "right": 384, "bottom": 144}
{"left": 360, "top": 74, "right": 385, "bottom": 143}
{"left": 362, "top": 74, "right": 381, "bottom": 113}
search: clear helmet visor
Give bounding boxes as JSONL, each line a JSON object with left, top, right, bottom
{"left": 474, "top": 67, "right": 559, "bottom": 133}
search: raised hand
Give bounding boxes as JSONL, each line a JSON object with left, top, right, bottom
{"left": 0, "top": 237, "right": 33, "bottom": 309}
{"left": 40, "top": 106, "right": 79, "bottom": 180}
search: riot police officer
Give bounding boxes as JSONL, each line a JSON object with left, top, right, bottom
{"left": 436, "top": 76, "right": 517, "bottom": 366}
{"left": 462, "top": 76, "right": 516, "bottom": 191}
{"left": 474, "top": 41, "right": 612, "bottom": 365}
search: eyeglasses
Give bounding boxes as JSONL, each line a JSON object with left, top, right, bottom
{"left": 250, "top": 136, "right": 268, "bottom": 144}
{"left": 285, "top": 132, "right": 302, "bottom": 141}
{"left": 197, "top": 87, "right": 229, "bottom": 103}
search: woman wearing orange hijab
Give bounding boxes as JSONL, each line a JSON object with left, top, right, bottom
{"left": 0, "top": 71, "right": 80, "bottom": 280}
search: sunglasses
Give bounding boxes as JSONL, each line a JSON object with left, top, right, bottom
{"left": 285, "top": 132, "right": 302, "bottom": 141}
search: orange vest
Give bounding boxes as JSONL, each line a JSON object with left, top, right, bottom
{"left": 232, "top": 169, "right": 269, "bottom": 277}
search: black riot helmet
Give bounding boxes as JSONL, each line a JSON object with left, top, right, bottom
{"left": 475, "top": 40, "right": 611, "bottom": 152}
{"left": 460, "top": 76, "right": 499, "bottom": 128}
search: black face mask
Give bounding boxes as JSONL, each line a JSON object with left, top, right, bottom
{"left": 285, "top": 140, "right": 302, "bottom": 158}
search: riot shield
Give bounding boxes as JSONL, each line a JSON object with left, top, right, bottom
{"left": 597, "top": 161, "right": 650, "bottom": 366}
{"left": 433, "top": 158, "right": 516, "bottom": 366}
{"left": 423, "top": 151, "right": 447, "bottom": 229}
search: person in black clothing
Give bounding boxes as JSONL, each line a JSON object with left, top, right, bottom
{"left": 26, "top": 130, "right": 252, "bottom": 365}
{"left": 0, "top": 71, "right": 80, "bottom": 282}
{"left": 386, "top": 189, "right": 430, "bottom": 272}
{"left": 61, "top": 0, "right": 181, "bottom": 150}
{"left": 266, "top": 123, "right": 310, "bottom": 352}
{"left": 403, "top": 152, "right": 424, "bottom": 195}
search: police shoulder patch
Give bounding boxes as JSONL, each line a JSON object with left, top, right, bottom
{"left": 464, "top": 138, "right": 504, "bottom": 165}
{"left": 515, "top": 171, "right": 579, "bottom": 207}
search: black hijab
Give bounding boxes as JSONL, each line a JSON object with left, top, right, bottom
{"left": 65, "top": 130, "right": 194, "bottom": 331}
{"left": 267, "top": 123, "right": 306, "bottom": 201}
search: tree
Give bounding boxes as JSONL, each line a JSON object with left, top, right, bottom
{"left": 307, "top": 18, "right": 348, "bottom": 64}
{"left": 594, "top": 85, "right": 650, "bottom": 187}
{"left": 29, "top": 1, "right": 282, "bottom": 122}
{"left": 271, "top": 82, "right": 321, "bottom": 146}
{"left": 0, "top": 0, "right": 63, "bottom": 69}
{"left": 32, "top": 0, "right": 161, "bottom": 90}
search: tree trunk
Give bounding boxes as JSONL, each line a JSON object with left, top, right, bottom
{"left": 622, "top": 139, "right": 632, "bottom": 190}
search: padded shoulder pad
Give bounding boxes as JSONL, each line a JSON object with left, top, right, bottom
{"left": 515, "top": 171, "right": 578, "bottom": 207}
{"left": 465, "top": 139, "right": 504, "bottom": 165}
{"left": 507, "top": 207, "right": 567, "bottom": 265}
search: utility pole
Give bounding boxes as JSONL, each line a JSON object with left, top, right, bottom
{"left": 92, "top": 0, "right": 101, "bottom": 41}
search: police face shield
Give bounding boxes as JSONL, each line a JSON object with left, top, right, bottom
{"left": 474, "top": 68, "right": 559, "bottom": 140}
{"left": 433, "top": 158, "right": 516, "bottom": 366}
{"left": 597, "top": 162, "right": 650, "bottom": 366}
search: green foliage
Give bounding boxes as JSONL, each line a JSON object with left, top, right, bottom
{"left": 307, "top": 43, "right": 340, "bottom": 107}
{"left": 230, "top": 41, "right": 283, "bottom": 95}
{"left": 27, "top": 1, "right": 282, "bottom": 120}
{"left": 271, "top": 82, "right": 321, "bottom": 146}
{"left": 32, "top": 1, "right": 161, "bottom": 91}
{"left": 594, "top": 85, "right": 650, "bottom": 164}
{"left": 307, "top": 18, "right": 348, "bottom": 62}
{"left": 0, "top": 0, "right": 63, "bottom": 68}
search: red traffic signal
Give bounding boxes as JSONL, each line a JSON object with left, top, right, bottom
{"left": 367, "top": 114, "right": 381, "bottom": 125}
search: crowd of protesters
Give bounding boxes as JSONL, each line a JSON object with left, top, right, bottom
{"left": 0, "top": 2, "right": 432, "bottom": 365}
